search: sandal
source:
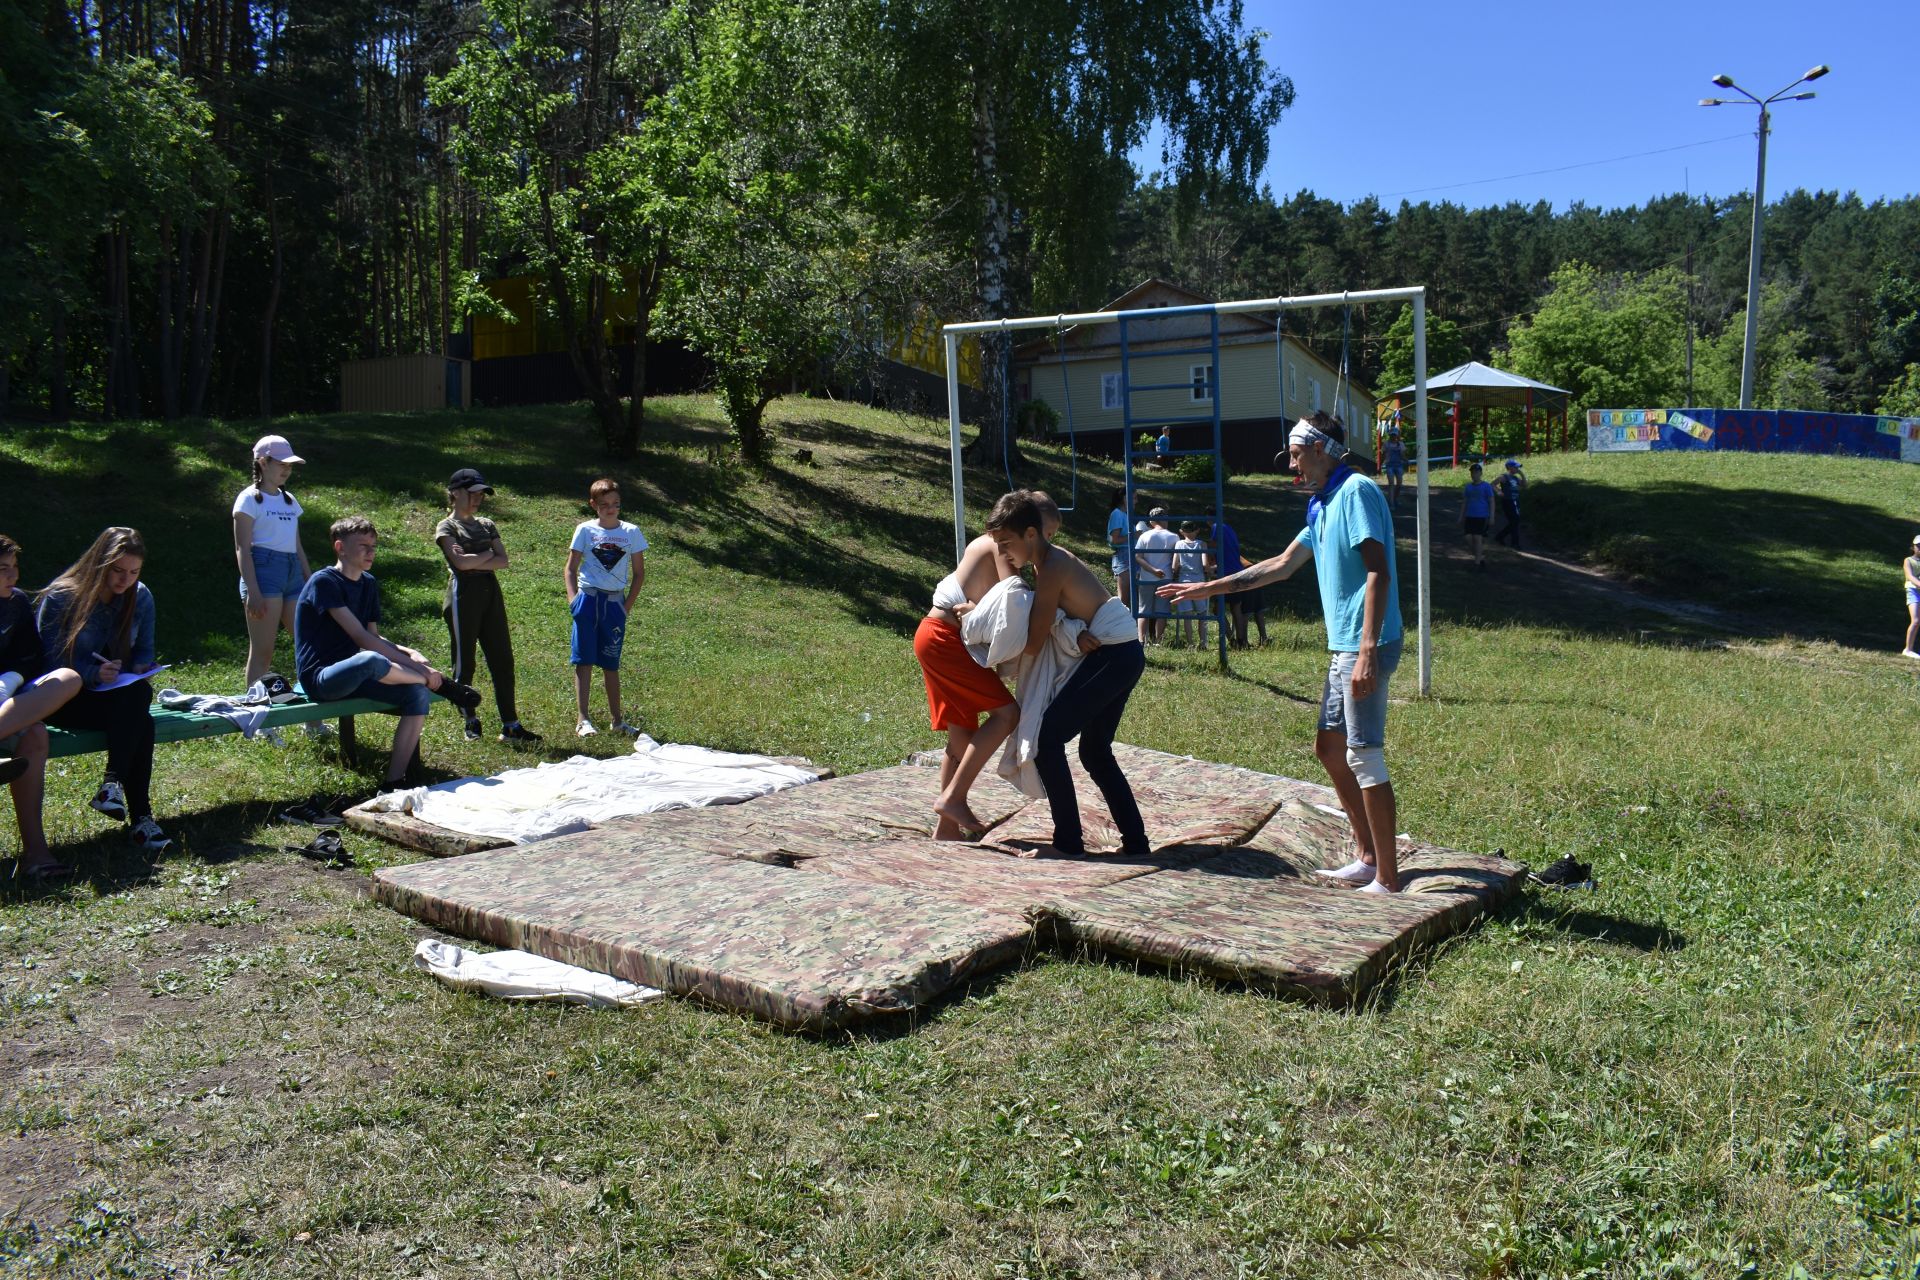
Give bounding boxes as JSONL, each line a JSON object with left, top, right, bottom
{"left": 285, "top": 830, "right": 353, "bottom": 869}
{"left": 14, "top": 855, "right": 76, "bottom": 882}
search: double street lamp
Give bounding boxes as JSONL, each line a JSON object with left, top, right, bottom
{"left": 1700, "top": 63, "right": 1829, "bottom": 410}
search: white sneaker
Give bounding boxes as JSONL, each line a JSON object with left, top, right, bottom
{"left": 90, "top": 780, "right": 128, "bottom": 822}
{"left": 609, "top": 721, "right": 641, "bottom": 738}
{"left": 1315, "top": 858, "right": 1376, "bottom": 884}
{"left": 1903, "top": 649, "right": 1920, "bottom": 660}
{"left": 575, "top": 718, "right": 598, "bottom": 737}
{"left": 303, "top": 719, "right": 334, "bottom": 739}
{"left": 1359, "top": 878, "right": 1400, "bottom": 895}
{"left": 130, "top": 816, "right": 172, "bottom": 852}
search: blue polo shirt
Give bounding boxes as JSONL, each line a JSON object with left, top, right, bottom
{"left": 1299, "top": 473, "right": 1403, "bottom": 653}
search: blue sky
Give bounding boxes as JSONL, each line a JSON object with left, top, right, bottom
{"left": 1144, "top": 0, "right": 1917, "bottom": 211}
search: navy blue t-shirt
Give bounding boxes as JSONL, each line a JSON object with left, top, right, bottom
{"left": 0, "top": 592, "right": 45, "bottom": 681}
{"left": 294, "top": 567, "right": 381, "bottom": 691}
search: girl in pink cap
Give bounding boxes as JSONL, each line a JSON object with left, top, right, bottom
{"left": 233, "top": 435, "right": 314, "bottom": 687}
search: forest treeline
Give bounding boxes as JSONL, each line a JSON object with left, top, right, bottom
{"left": 5, "top": 0, "right": 1917, "bottom": 456}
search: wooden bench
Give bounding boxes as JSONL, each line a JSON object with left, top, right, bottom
{"left": 45, "top": 695, "right": 438, "bottom": 770}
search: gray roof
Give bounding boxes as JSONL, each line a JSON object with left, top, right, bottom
{"left": 1392, "top": 361, "right": 1568, "bottom": 403}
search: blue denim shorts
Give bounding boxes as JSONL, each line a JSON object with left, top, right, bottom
{"left": 570, "top": 590, "right": 627, "bottom": 669}
{"left": 240, "top": 548, "right": 305, "bottom": 602}
{"left": 1318, "top": 640, "right": 1402, "bottom": 749}
{"left": 303, "top": 651, "right": 431, "bottom": 716}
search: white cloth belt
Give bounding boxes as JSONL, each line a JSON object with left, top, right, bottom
{"left": 998, "top": 596, "right": 1136, "bottom": 798}
{"left": 959, "top": 575, "right": 1033, "bottom": 671}
{"left": 931, "top": 572, "right": 968, "bottom": 612}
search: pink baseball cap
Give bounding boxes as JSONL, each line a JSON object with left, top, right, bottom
{"left": 252, "top": 434, "right": 305, "bottom": 464}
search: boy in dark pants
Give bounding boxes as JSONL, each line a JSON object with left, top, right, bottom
{"left": 435, "top": 468, "right": 540, "bottom": 744}
{"left": 985, "top": 491, "right": 1149, "bottom": 858}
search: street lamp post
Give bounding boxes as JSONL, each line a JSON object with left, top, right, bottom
{"left": 1700, "top": 64, "right": 1828, "bottom": 410}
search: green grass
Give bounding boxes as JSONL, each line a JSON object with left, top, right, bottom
{"left": 0, "top": 400, "right": 1916, "bottom": 1278}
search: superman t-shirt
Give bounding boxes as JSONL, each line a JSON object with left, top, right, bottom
{"left": 569, "top": 519, "right": 648, "bottom": 593}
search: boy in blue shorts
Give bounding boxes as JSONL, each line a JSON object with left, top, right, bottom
{"left": 564, "top": 477, "right": 647, "bottom": 737}
{"left": 294, "top": 517, "right": 480, "bottom": 791}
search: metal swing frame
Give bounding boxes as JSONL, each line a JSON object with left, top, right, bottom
{"left": 942, "top": 287, "right": 1436, "bottom": 696}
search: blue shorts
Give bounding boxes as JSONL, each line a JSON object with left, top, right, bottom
{"left": 1384, "top": 464, "right": 1405, "bottom": 478}
{"left": 1317, "top": 640, "right": 1402, "bottom": 750}
{"left": 240, "top": 548, "right": 305, "bottom": 602}
{"left": 1908, "top": 587, "right": 1920, "bottom": 608}
{"left": 303, "top": 651, "right": 431, "bottom": 716}
{"left": 570, "top": 591, "right": 627, "bottom": 669}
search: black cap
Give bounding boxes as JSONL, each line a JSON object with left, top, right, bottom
{"left": 448, "top": 467, "right": 493, "bottom": 494}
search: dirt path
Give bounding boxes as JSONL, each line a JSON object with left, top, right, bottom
{"left": 1386, "top": 489, "right": 1742, "bottom": 636}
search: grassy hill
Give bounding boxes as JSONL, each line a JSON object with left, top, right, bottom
{"left": 0, "top": 400, "right": 1914, "bottom": 1278}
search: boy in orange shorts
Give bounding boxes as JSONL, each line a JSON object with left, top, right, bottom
{"left": 912, "top": 494, "right": 1061, "bottom": 840}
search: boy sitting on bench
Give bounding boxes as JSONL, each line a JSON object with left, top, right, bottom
{"left": 294, "top": 517, "right": 480, "bottom": 791}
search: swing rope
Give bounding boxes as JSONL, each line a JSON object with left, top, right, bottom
{"left": 1052, "top": 315, "right": 1077, "bottom": 513}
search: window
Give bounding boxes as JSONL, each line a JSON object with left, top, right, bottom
{"left": 1189, "top": 363, "right": 1214, "bottom": 403}
{"left": 1100, "top": 372, "right": 1122, "bottom": 410}
{"left": 1287, "top": 362, "right": 1297, "bottom": 402}
{"left": 1310, "top": 379, "right": 1322, "bottom": 413}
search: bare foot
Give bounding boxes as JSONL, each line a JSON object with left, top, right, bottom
{"left": 932, "top": 814, "right": 969, "bottom": 842}
{"left": 932, "top": 796, "right": 986, "bottom": 840}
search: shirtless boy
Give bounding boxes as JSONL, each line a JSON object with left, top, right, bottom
{"left": 914, "top": 495, "right": 1063, "bottom": 840}
{"left": 984, "top": 490, "right": 1149, "bottom": 858}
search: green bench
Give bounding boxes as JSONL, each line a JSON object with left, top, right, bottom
{"left": 45, "top": 695, "right": 438, "bottom": 770}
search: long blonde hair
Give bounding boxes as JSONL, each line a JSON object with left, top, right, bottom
{"left": 44, "top": 526, "right": 147, "bottom": 662}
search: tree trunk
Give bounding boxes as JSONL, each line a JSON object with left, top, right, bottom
{"left": 49, "top": 304, "right": 70, "bottom": 421}
{"left": 158, "top": 214, "right": 180, "bottom": 418}
{"left": 962, "top": 64, "right": 1019, "bottom": 469}
{"left": 259, "top": 186, "right": 283, "bottom": 416}
{"left": 187, "top": 209, "right": 228, "bottom": 417}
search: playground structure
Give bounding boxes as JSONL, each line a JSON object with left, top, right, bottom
{"left": 942, "top": 288, "right": 1435, "bottom": 696}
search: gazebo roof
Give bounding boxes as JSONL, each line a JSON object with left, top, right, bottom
{"left": 1390, "top": 361, "right": 1568, "bottom": 410}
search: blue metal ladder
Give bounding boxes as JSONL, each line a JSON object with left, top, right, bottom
{"left": 1118, "top": 304, "right": 1229, "bottom": 668}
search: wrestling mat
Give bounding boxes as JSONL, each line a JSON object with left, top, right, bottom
{"left": 371, "top": 746, "right": 1525, "bottom": 1029}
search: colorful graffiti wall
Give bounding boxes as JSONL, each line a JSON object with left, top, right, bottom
{"left": 1588, "top": 408, "right": 1920, "bottom": 464}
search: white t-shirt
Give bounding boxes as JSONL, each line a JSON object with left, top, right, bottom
{"left": 1174, "top": 537, "right": 1208, "bottom": 582}
{"left": 570, "top": 519, "right": 648, "bottom": 593}
{"left": 1105, "top": 508, "right": 1130, "bottom": 573}
{"left": 1134, "top": 526, "right": 1178, "bottom": 580}
{"left": 232, "top": 486, "right": 304, "bottom": 554}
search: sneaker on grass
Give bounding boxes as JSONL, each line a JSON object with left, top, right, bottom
{"left": 130, "top": 816, "right": 171, "bottom": 852}
{"left": 499, "top": 722, "right": 543, "bottom": 745}
{"left": 303, "top": 719, "right": 334, "bottom": 740}
{"left": 575, "top": 718, "right": 597, "bottom": 738}
{"left": 463, "top": 715, "right": 484, "bottom": 742}
{"left": 90, "top": 779, "right": 128, "bottom": 822}
{"left": 609, "top": 721, "right": 641, "bottom": 738}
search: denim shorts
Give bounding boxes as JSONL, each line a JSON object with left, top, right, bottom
{"left": 570, "top": 590, "right": 627, "bottom": 669}
{"left": 1317, "top": 640, "right": 1402, "bottom": 749}
{"left": 240, "top": 548, "right": 305, "bottom": 602}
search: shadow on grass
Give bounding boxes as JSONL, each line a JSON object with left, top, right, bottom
{"left": 1512, "top": 895, "right": 1688, "bottom": 952}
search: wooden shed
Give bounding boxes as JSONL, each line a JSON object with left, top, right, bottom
{"left": 340, "top": 355, "right": 472, "bottom": 413}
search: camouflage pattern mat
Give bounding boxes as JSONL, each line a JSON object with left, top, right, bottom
{"left": 1048, "top": 841, "right": 1527, "bottom": 1005}
{"left": 986, "top": 746, "right": 1304, "bottom": 852}
{"left": 662, "top": 763, "right": 1033, "bottom": 846}
{"left": 370, "top": 746, "right": 1522, "bottom": 1026}
{"left": 348, "top": 756, "right": 829, "bottom": 858}
{"left": 372, "top": 830, "right": 1034, "bottom": 1031}
{"left": 343, "top": 804, "right": 512, "bottom": 858}
{"left": 794, "top": 839, "right": 1215, "bottom": 920}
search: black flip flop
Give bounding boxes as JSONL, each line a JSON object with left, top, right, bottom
{"left": 14, "top": 856, "right": 76, "bottom": 882}
{"left": 284, "top": 831, "right": 353, "bottom": 869}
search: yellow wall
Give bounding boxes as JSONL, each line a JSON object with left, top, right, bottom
{"left": 887, "top": 311, "right": 984, "bottom": 390}
{"left": 1022, "top": 339, "right": 1371, "bottom": 446}
{"left": 471, "top": 274, "right": 641, "bottom": 360}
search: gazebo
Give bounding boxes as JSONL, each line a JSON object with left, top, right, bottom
{"left": 1380, "top": 361, "right": 1570, "bottom": 466}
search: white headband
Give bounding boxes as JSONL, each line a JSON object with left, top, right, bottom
{"left": 1289, "top": 419, "right": 1347, "bottom": 457}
